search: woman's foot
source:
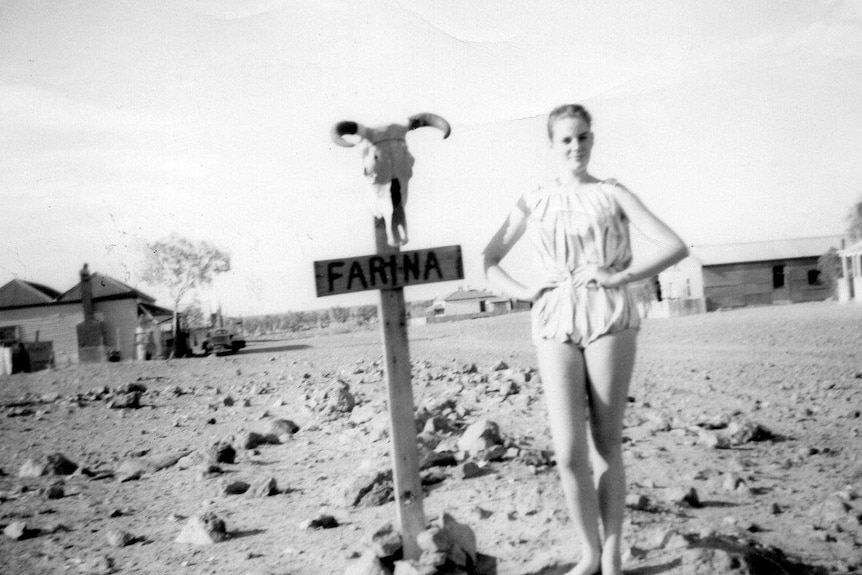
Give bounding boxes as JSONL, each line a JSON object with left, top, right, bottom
{"left": 600, "top": 543, "right": 622, "bottom": 575}
{"left": 566, "top": 552, "right": 601, "bottom": 575}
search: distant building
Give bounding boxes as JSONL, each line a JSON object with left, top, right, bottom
{"left": 837, "top": 238, "right": 862, "bottom": 303}
{"left": 441, "top": 288, "right": 498, "bottom": 316}
{"left": 654, "top": 235, "right": 845, "bottom": 315}
{"left": 0, "top": 270, "right": 172, "bottom": 367}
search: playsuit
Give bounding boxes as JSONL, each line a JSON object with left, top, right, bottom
{"left": 522, "top": 178, "right": 640, "bottom": 347}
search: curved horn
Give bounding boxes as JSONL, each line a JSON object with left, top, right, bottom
{"left": 331, "top": 121, "right": 363, "bottom": 147}
{"left": 407, "top": 113, "right": 451, "bottom": 139}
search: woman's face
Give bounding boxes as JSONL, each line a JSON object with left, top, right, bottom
{"left": 549, "top": 116, "right": 593, "bottom": 175}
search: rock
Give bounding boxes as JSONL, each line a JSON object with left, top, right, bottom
{"left": 457, "top": 420, "right": 502, "bottom": 454}
{"left": 623, "top": 544, "right": 648, "bottom": 562}
{"left": 459, "top": 461, "right": 482, "bottom": 479}
{"left": 175, "top": 512, "right": 228, "bottom": 545}
{"left": 300, "top": 514, "right": 339, "bottom": 530}
{"left": 344, "top": 550, "right": 390, "bottom": 575}
{"left": 78, "top": 554, "right": 116, "bottom": 574}
{"left": 498, "top": 379, "right": 517, "bottom": 398}
{"left": 418, "top": 447, "right": 457, "bottom": 470}
{"left": 727, "top": 420, "right": 774, "bottom": 445}
{"left": 247, "top": 476, "right": 279, "bottom": 497}
{"left": 722, "top": 472, "right": 745, "bottom": 491}
{"left": 108, "top": 391, "right": 141, "bottom": 409}
{"left": 269, "top": 418, "right": 300, "bottom": 439}
{"left": 477, "top": 444, "right": 507, "bottom": 462}
{"left": 115, "top": 459, "right": 147, "bottom": 482}
{"left": 105, "top": 529, "right": 134, "bottom": 547}
{"left": 421, "top": 512, "right": 476, "bottom": 569}
{"left": 197, "top": 464, "right": 224, "bottom": 480}
{"left": 44, "top": 482, "right": 65, "bottom": 499}
{"left": 223, "top": 480, "right": 251, "bottom": 495}
{"left": 18, "top": 459, "right": 46, "bottom": 478}
{"left": 369, "top": 521, "right": 402, "bottom": 558}
{"left": 343, "top": 468, "right": 393, "bottom": 507}
{"left": 422, "top": 415, "right": 450, "bottom": 434}
{"left": 212, "top": 441, "right": 236, "bottom": 464}
{"left": 491, "top": 360, "right": 508, "bottom": 371}
{"left": 666, "top": 486, "right": 700, "bottom": 508}
{"left": 325, "top": 380, "right": 356, "bottom": 414}
{"left": 810, "top": 494, "right": 852, "bottom": 524}
{"left": 243, "top": 431, "right": 279, "bottom": 449}
{"left": 625, "top": 493, "right": 650, "bottom": 511}
{"left": 177, "top": 451, "right": 208, "bottom": 470}
{"left": 698, "top": 429, "right": 730, "bottom": 449}
{"left": 19, "top": 452, "right": 78, "bottom": 477}
{"left": 4, "top": 521, "right": 37, "bottom": 540}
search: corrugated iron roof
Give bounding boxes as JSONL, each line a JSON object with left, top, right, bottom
{"left": 691, "top": 235, "right": 846, "bottom": 266}
{"left": 0, "top": 279, "right": 62, "bottom": 309}
{"left": 56, "top": 272, "right": 155, "bottom": 304}
{"left": 444, "top": 288, "right": 496, "bottom": 302}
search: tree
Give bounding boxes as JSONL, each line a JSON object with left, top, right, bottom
{"left": 140, "top": 234, "right": 231, "bottom": 357}
{"left": 181, "top": 301, "right": 206, "bottom": 330}
{"left": 848, "top": 197, "right": 862, "bottom": 241}
{"left": 818, "top": 248, "right": 842, "bottom": 287}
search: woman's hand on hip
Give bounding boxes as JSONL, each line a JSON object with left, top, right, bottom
{"left": 572, "top": 264, "right": 620, "bottom": 289}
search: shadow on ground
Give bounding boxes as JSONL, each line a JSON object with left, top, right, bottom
{"left": 240, "top": 344, "right": 311, "bottom": 355}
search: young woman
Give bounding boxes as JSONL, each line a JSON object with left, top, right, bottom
{"left": 483, "top": 104, "right": 688, "bottom": 575}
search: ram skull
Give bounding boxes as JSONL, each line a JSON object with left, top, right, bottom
{"left": 331, "top": 113, "right": 451, "bottom": 247}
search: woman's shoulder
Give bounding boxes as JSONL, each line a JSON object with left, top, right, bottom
{"left": 599, "top": 178, "right": 636, "bottom": 201}
{"left": 520, "top": 179, "right": 557, "bottom": 209}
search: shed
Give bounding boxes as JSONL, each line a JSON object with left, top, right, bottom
{"left": 656, "top": 235, "right": 844, "bottom": 313}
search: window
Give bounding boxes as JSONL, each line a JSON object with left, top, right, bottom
{"left": 807, "top": 270, "right": 821, "bottom": 286}
{"left": 772, "top": 265, "right": 785, "bottom": 289}
{"left": 685, "top": 278, "right": 692, "bottom": 298}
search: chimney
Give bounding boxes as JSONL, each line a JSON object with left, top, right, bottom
{"left": 80, "top": 263, "right": 95, "bottom": 321}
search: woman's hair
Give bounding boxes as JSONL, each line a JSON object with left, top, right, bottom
{"left": 547, "top": 104, "right": 592, "bottom": 139}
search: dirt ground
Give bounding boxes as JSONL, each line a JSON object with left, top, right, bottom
{"left": 1, "top": 301, "right": 860, "bottom": 575}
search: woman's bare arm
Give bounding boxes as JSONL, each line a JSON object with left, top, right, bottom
{"left": 483, "top": 198, "right": 554, "bottom": 301}
{"left": 607, "top": 184, "right": 689, "bottom": 286}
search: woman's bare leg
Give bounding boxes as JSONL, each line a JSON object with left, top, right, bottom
{"left": 535, "top": 339, "right": 601, "bottom": 575}
{"left": 584, "top": 329, "right": 637, "bottom": 575}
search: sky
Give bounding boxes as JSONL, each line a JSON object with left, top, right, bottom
{"left": 1, "top": 0, "right": 861, "bottom": 315}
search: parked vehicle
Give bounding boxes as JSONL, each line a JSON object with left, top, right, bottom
{"left": 186, "top": 321, "right": 246, "bottom": 357}
{"left": 208, "top": 327, "right": 246, "bottom": 356}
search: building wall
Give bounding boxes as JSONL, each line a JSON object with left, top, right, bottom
{"left": 660, "top": 258, "right": 704, "bottom": 300}
{"left": 445, "top": 299, "right": 484, "bottom": 316}
{"left": 702, "top": 257, "right": 832, "bottom": 311}
{"left": 0, "top": 304, "right": 83, "bottom": 365}
{"left": 0, "top": 298, "right": 140, "bottom": 365}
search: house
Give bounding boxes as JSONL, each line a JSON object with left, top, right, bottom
{"left": 440, "top": 288, "right": 498, "bottom": 316}
{"left": 0, "top": 266, "right": 172, "bottom": 368}
{"left": 654, "top": 235, "right": 845, "bottom": 315}
{"left": 837, "top": 238, "right": 862, "bottom": 303}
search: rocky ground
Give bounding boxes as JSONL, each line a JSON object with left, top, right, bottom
{"left": 1, "top": 301, "right": 860, "bottom": 575}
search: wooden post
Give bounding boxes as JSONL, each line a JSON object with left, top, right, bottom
{"left": 374, "top": 217, "right": 425, "bottom": 559}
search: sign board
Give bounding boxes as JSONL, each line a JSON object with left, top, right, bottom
{"left": 314, "top": 245, "right": 463, "bottom": 297}
{"left": 24, "top": 342, "right": 54, "bottom": 372}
